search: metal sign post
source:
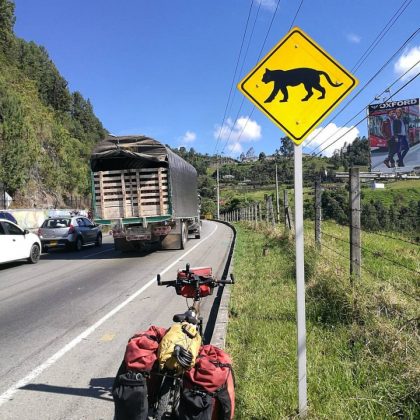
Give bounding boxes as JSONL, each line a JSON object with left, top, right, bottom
{"left": 237, "top": 26, "right": 359, "bottom": 418}
{"left": 294, "top": 144, "right": 307, "bottom": 416}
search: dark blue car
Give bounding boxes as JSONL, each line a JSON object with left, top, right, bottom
{"left": 0, "top": 211, "right": 18, "bottom": 224}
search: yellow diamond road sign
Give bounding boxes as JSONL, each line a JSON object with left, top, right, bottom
{"left": 238, "top": 27, "right": 358, "bottom": 145}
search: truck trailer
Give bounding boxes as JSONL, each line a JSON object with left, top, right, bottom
{"left": 90, "top": 135, "right": 201, "bottom": 251}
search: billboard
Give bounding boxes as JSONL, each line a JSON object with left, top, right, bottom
{"left": 368, "top": 98, "right": 419, "bottom": 172}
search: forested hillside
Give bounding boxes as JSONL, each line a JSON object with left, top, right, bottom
{"left": 174, "top": 136, "right": 371, "bottom": 216}
{"left": 0, "top": 0, "right": 106, "bottom": 207}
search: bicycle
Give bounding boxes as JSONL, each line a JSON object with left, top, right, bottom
{"left": 150, "top": 263, "right": 235, "bottom": 420}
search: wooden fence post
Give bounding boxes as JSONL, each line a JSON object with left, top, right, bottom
{"left": 269, "top": 195, "right": 275, "bottom": 226}
{"left": 254, "top": 202, "right": 258, "bottom": 228}
{"left": 349, "top": 167, "right": 361, "bottom": 279}
{"left": 265, "top": 195, "right": 269, "bottom": 224}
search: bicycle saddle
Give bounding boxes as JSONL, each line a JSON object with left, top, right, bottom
{"left": 173, "top": 310, "right": 198, "bottom": 325}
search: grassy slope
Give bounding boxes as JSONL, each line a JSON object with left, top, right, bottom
{"left": 361, "top": 179, "right": 420, "bottom": 206}
{"left": 227, "top": 221, "right": 419, "bottom": 419}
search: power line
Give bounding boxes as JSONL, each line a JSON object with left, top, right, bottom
{"left": 288, "top": 0, "right": 304, "bottom": 31}
{"left": 220, "top": 0, "right": 283, "bottom": 156}
{"left": 215, "top": 1, "right": 264, "bottom": 157}
{"left": 212, "top": 0, "right": 255, "bottom": 156}
{"left": 306, "top": 53, "right": 419, "bottom": 156}
{"left": 313, "top": 70, "right": 419, "bottom": 156}
{"left": 352, "top": 0, "right": 414, "bottom": 73}
{"left": 303, "top": 27, "right": 420, "bottom": 152}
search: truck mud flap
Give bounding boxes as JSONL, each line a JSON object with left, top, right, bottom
{"left": 160, "top": 221, "right": 187, "bottom": 250}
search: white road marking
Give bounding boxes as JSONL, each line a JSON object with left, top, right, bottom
{"left": 0, "top": 223, "right": 218, "bottom": 406}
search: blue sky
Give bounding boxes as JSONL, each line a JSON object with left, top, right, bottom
{"left": 13, "top": 0, "right": 420, "bottom": 157}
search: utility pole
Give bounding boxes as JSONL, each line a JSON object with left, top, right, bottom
{"left": 216, "top": 157, "right": 220, "bottom": 219}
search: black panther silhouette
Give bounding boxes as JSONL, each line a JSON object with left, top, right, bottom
{"left": 262, "top": 68, "right": 343, "bottom": 103}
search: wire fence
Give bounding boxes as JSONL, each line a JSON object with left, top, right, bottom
{"left": 220, "top": 172, "right": 420, "bottom": 305}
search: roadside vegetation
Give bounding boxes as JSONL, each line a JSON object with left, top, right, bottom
{"left": 227, "top": 221, "right": 419, "bottom": 419}
{"left": 0, "top": 0, "right": 105, "bottom": 207}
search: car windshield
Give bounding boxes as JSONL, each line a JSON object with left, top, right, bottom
{"left": 42, "top": 218, "right": 71, "bottom": 228}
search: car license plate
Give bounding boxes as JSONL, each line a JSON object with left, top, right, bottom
{"left": 49, "top": 241, "right": 58, "bottom": 247}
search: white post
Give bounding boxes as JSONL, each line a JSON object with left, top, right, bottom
{"left": 275, "top": 164, "right": 280, "bottom": 223}
{"left": 294, "top": 144, "right": 307, "bottom": 416}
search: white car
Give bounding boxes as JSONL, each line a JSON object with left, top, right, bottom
{"left": 0, "top": 218, "right": 41, "bottom": 264}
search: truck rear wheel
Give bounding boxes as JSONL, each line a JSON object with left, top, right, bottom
{"left": 194, "top": 225, "right": 201, "bottom": 239}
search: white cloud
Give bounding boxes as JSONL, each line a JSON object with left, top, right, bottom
{"left": 181, "top": 130, "right": 196, "bottom": 143}
{"left": 303, "top": 123, "right": 360, "bottom": 157}
{"left": 394, "top": 45, "right": 420, "bottom": 81}
{"left": 255, "top": 0, "right": 277, "bottom": 12}
{"left": 214, "top": 116, "right": 262, "bottom": 154}
{"left": 346, "top": 33, "right": 361, "bottom": 44}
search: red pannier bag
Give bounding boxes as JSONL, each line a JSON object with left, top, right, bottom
{"left": 124, "top": 325, "right": 167, "bottom": 371}
{"left": 180, "top": 345, "right": 235, "bottom": 420}
{"left": 176, "top": 266, "right": 214, "bottom": 298}
{"left": 112, "top": 326, "right": 167, "bottom": 420}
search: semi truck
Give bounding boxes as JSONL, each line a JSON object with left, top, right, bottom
{"left": 90, "top": 135, "right": 201, "bottom": 251}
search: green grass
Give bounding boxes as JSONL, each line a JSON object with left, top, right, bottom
{"left": 361, "top": 179, "right": 420, "bottom": 207}
{"left": 220, "top": 186, "right": 314, "bottom": 207}
{"left": 226, "top": 221, "right": 419, "bottom": 419}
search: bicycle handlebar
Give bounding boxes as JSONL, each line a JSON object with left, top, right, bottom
{"left": 156, "top": 272, "right": 235, "bottom": 287}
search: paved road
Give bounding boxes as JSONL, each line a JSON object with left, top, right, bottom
{"left": 0, "top": 220, "right": 233, "bottom": 420}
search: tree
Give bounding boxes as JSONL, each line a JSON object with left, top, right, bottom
{"left": 0, "top": 0, "right": 15, "bottom": 55}
{"left": 279, "top": 136, "right": 294, "bottom": 157}
{"left": 245, "top": 147, "right": 255, "bottom": 159}
{"left": 0, "top": 91, "right": 33, "bottom": 193}
{"left": 200, "top": 197, "right": 216, "bottom": 217}
{"left": 258, "top": 152, "right": 266, "bottom": 161}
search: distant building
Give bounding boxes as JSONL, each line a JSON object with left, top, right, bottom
{"left": 242, "top": 156, "right": 258, "bottom": 163}
{"left": 222, "top": 175, "right": 235, "bottom": 180}
{"left": 371, "top": 182, "right": 385, "bottom": 190}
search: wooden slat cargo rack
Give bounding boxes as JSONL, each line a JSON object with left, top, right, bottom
{"left": 93, "top": 168, "right": 170, "bottom": 220}
{"left": 90, "top": 135, "right": 200, "bottom": 250}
